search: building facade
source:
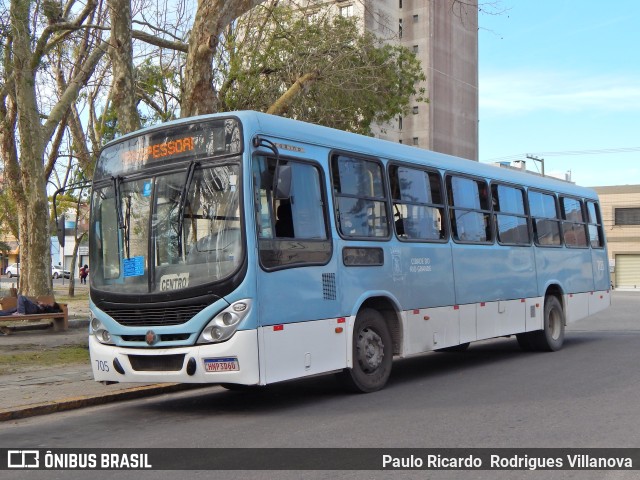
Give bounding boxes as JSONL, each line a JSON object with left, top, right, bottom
{"left": 314, "top": 0, "right": 479, "bottom": 160}
{"left": 593, "top": 185, "right": 640, "bottom": 289}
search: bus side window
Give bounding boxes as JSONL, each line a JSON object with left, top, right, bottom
{"left": 447, "top": 175, "right": 493, "bottom": 243}
{"left": 529, "top": 190, "right": 562, "bottom": 246}
{"left": 389, "top": 164, "right": 445, "bottom": 241}
{"left": 491, "top": 183, "right": 530, "bottom": 245}
{"left": 586, "top": 201, "right": 604, "bottom": 248}
{"left": 275, "top": 200, "right": 294, "bottom": 238}
{"left": 332, "top": 154, "right": 389, "bottom": 238}
{"left": 560, "top": 196, "right": 588, "bottom": 247}
{"left": 253, "top": 156, "right": 331, "bottom": 269}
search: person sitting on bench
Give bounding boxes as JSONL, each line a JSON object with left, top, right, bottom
{"left": 0, "top": 295, "right": 61, "bottom": 316}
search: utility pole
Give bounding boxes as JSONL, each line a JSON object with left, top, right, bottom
{"left": 526, "top": 154, "right": 545, "bottom": 176}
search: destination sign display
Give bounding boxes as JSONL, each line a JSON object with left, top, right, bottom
{"left": 121, "top": 136, "right": 195, "bottom": 163}
{"left": 94, "top": 118, "right": 242, "bottom": 180}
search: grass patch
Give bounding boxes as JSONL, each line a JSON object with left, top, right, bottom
{"left": 0, "top": 345, "right": 89, "bottom": 375}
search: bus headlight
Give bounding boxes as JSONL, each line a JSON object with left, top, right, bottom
{"left": 90, "top": 313, "right": 115, "bottom": 345}
{"left": 197, "top": 299, "right": 252, "bottom": 344}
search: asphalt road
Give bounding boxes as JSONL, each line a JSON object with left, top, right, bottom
{"left": 1, "top": 291, "right": 639, "bottom": 480}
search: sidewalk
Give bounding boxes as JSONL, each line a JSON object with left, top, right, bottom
{"left": 0, "top": 321, "right": 199, "bottom": 421}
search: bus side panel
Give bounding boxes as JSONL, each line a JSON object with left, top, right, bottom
{"left": 452, "top": 244, "right": 537, "bottom": 304}
{"left": 589, "top": 290, "right": 611, "bottom": 316}
{"left": 534, "top": 247, "right": 595, "bottom": 295}
{"left": 405, "top": 306, "right": 460, "bottom": 355}
{"left": 260, "top": 318, "right": 347, "bottom": 384}
{"left": 476, "top": 299, "right": 526, "bottom": 340}
{"left": 389, "top": 243, "right": 456, "bottom": 309}
{"left": 256, "top": 264, "right": 342, "bottom": 326}
{"left": 525, "top": 297, "right": 544, "bottom": 332}
{"left": 591, "top": 247, "right": 611, "bottom": 292}
{"left": 565, "top": 292, "right": 590, "bottom": 324}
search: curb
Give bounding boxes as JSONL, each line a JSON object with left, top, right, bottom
{"left": 0, "top": 383, "right": 207, "bottom": 422}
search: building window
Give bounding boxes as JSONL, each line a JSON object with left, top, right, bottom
{"left": 615, "top": 207, "right": 640, "bottom": 225}
{"left": 413, "top": 14, "right": 419, "bottom": 23}
{"left": 412, "top": 106, "right": 418, "bottom": 114}
{"left": 399, "top": 0, "right": 402, "bottom": 8}
{"left": 399, "top": 139, "right": 403, "bottom": 144}
{"left": 398, "top": 19, "right": 403, "bottom": 38}
{"left": 412, "top": 137, "right": 419, "bottom": 146}
{"left": 398, "top": 116, "right": 403, "bottom": 130}
{"left": 413, "top": 45, "right": 419, "bottom": 53}
{"left": 339, "top": 4, "right": 354, "bottom": 17}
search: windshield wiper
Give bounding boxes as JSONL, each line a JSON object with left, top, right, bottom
{"left": 176, "top": 161, "right": 199, "bottom": 256}
{"left": 112, "top": 176, "right": 124, "bottom": 229}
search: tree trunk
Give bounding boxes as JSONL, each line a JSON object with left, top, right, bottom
{"left": 108, "top": 0, "right": 141, "bottom": 133}
{"left": 10, "top": 0, "right": 51, "bottom": 296}
{"left": 1, "top": 0, "right": 106, "bottom": 296}
{"left": 182, "top": 0, "right": 265, "bottom": 117}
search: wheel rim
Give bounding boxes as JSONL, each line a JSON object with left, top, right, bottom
{"left": 356, "top": 327, "right": 385, "bottom": 373}
{"left": 548, "top": 307, "right": 561, "bottom": 340}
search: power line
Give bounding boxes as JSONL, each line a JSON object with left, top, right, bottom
{"left": 484, "top": 146, "right": 640, "bottom": 163}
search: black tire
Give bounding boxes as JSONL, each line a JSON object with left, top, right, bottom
{"left": 530, "top": 296, "right": 565, "bottom": 351}
{"left": 338, "top": 308, "right": 393, "bottom": 393}
{"left": 53, "top": 273, "right": 59, "bottom": 279}
{"left": 7, "top": 272, "right": 12, "bottom": 278}
{"left": 435, "top": 342, "right": 470, "bottom": 353}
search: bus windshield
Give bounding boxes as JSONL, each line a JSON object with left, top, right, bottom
{"left": 90, "top": 119, "right": 244, "bottom": 295}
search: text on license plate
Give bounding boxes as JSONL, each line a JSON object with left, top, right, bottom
{"left": 204, "top": 357, "right": 239, "bottom": 372}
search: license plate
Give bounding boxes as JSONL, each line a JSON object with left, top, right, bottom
{"left": 203, "top": 357, "right": 239, "bottom": 372}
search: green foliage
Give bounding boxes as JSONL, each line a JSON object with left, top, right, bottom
{"left": 217, "top": 5, "right": 427, "bottom": 135}
{"left": 136, "top": 58, "right": 181, "bottom": 124}
{"left": 95, "top": 103, "right": 120, "bottom": 145}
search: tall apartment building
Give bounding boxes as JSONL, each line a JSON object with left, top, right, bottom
{"left": 329, "top": 0, "right": 479, "bottom": 160}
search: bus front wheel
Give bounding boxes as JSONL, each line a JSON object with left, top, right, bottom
{"left": 339, "top": 308, "right": 393, "bottom": 393}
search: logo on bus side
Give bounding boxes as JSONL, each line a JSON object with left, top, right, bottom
{"left": 159, "top": 273, "right": 190, "bottom": 291}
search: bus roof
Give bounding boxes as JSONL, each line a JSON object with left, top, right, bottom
{"left": 105, "top": 110, "right": 598, "bottom": 200}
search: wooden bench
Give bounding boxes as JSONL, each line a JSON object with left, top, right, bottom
{"left": 0, "top": 295, "right": 69, "bottom": 333}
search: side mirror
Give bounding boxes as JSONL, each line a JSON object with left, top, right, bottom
{"left": 56, "top": 214, "right": 66, "bottom": 248}
{"left": 274, "top": 164, "right": 292, "bottom": 200}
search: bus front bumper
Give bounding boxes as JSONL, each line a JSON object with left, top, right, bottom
{"left": 89, "top": 330, "right": 260, "bottom": 385}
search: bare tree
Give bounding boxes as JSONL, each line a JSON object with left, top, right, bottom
{"left": 0, "top": 0, "right": 108, "bottom": 295}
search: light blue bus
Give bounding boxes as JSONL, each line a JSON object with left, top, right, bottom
{"left": 89, "top": 111, "right": 610, "bottom": 392}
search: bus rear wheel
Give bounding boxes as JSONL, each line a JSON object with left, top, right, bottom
{"left": 518, "top": 296, "right": 565, "bottom": 352}
{"left": 338, "top": 308, "right": 392, "bottom": 393}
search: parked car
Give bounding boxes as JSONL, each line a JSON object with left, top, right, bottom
{"left": 52, "top": 265, "right": 71, "bottom": 279}
{"left": 5, "top": 263, "right": 19, "bottom": 278}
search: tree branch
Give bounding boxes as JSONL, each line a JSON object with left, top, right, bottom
{"left": 266, "top": 71, "right": 319, "bottom": 116}
{"left": 132, "top": 29, "right": 188, "bottom": 53}
{"left": 42, "top": 39, "right": 110, "bottom": 145}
